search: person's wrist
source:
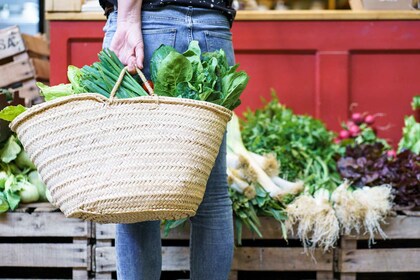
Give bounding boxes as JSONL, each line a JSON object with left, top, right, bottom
{"left": 117, "top": 11, "right": 141, "bottom": 24}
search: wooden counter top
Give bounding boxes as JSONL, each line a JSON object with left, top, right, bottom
{"left": 46, "top": 10, "right": 420, "bottom": 21}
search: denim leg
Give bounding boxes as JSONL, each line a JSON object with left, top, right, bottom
{"left": 190, "top": 135, "right": 234, "bottom": 280}
{"left": 115, "top": 222, "right": 162, "bottom": 280}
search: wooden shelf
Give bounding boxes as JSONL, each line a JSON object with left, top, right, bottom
{"left": 46, "top": 10, "right": 420, "bottom": 21}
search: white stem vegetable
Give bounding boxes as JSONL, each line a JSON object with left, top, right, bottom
{"left": 227, "top": 115, "right": 285, "bottom": 201}
{"left": 271, "top": 176, "right": 304, "bottom": 196}
{"left": 227, "top": 168, "right": 256, "bottom": 199}
{"left": 249, "top": 152, "right": 280, "bottom": 177}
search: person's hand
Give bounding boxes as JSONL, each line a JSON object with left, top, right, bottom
{"left": 110, "top": 20, "right": 144, "bottom": 72}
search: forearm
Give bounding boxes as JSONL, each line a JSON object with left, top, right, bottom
{"left": 117, "top": 0, "right": 142, "bottom": 23}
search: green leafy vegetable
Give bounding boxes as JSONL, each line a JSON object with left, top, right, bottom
{"left": 37, "top": 82, "right": 74, "bottom": 101}
{"left": 398, "top": 116, "right": 420, "bottom": 154}
{"left": 0, "top": 135, "right": 22, "bottom": 163}
{"left": 412, "top": 95, "right": 420, "bottom": 110}
{"left": 0, "top": 105, "right": 26, "bottom": 122}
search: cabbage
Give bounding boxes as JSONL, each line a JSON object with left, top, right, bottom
{"left": 19, "top": 180, "right": 39, "bottom": 203}
{"left": 15, "top": 150, "right": 36, "bottom": 170}
{"left": 28, "top": 171, "right": 48, "bottom": 202}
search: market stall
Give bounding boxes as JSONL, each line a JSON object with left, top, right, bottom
{"left": 0, "top": 1, "right": 419, "bottom": 280}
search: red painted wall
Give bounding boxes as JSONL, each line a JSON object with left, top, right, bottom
{"left": 50, "top": 20, "right": 420, "bottom": 146}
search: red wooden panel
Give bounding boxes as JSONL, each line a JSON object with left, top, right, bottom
{"left": 350, "top": 52, "right": 420, "bottom": 146}
{"left": 232, "top": 21, "right": 420, "bottom": 51}
{"left": 69, "top": 40, "right": 102, "bottom": 68}
{"left": 235, "top": 52, "right": 316, "bottom": 116}
{"left": 50, "top": 21, "right": 104, "bottom": 85}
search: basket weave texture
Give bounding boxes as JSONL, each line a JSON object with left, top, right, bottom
{"left": 10, "top": 93, "right": 232, "bottom": 223}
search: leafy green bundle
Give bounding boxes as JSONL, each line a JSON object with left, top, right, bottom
{"left": 150, "top": 41, "right": 249, "bottom": 110}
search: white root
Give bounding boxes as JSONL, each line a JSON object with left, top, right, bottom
{"left": 249, "top": 152, "right": 280, "bottom": 177}
{"left": 352, "top": 185, "right": 393, "bottom": 243}
{"left": 286, "top": 190, "right": 340, "bottom": 253}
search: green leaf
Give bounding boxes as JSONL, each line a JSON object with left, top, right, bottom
{"left": 0, "top": 135, "right": 22, "bottom": 163}
{"left": 37, "top": 82, "right": 74, "bottom": 101}
{"left": 5, "top": 189, "right": 20, "bottom": 210}
{"left": 398, "top": 115, "right": 420, "bottom": 154}
{"left": 150, "top": 44, "right": 177, "bottom": 83}
{"left": 154, "top": 51, "right": 193, "bottom": 97}
{"left": 0, "top": 192, "right": 9, "bottom": 213}
{"left": 0, "top": 105, "right": 26, "bottom": 122}
{"left": 412, "top": 95, "right": 420, "bottom": 110}
{"left": 67, "top": 65, "right": 86, "bottom": 93}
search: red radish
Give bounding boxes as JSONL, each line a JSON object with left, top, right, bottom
{"left": 334, "top": 138, "right": 341, "bottom": 144}
{"left": 349, "top": 125, "right": 360, "bottom": 137}
{"left": 364, "top": 114, "right": 375, "bottom": 125}
{"left": 346, "top": 121, "right": 355, "bottom": 129}
{"left": 387, "top": 150, "right": 397, "bottom": 158}
{"left": 339, "top": 130, "right": 350, "bottom": 139}
{"left": 351, "top": 112, "right": 364, "bottom": 125}
{"left": 364, "top": 113, "right": 385, "bottom": 125}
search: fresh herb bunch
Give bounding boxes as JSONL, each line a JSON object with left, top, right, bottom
{"left": 337, "top": 143, "right": 420, "bottom": 209}
{"left": 241, "top": 94, "right": 340, "bottom": 193}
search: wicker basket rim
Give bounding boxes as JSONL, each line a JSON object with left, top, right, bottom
{"left": 10, "top": 93, "right": 233, "bottom": 132}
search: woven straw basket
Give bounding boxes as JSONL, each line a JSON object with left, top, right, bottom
{"left": 10, "top": 68, "right": 232, "bottom": 223}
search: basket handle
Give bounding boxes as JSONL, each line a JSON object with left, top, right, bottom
{"left": 110, "top": 66, "right": 155, "bottom": 100}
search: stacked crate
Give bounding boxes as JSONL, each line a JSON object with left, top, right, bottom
{"left": 93, "top": 218, "right": 334, "bottom": 280}
{"left": 0, "top": 203, "right": 92, "bottom": 279}
{"left": 337, "top": 214, "right": 420, "bottom": 280}
{"left": 0, "top": 26, "right": 50, "bottom": 106}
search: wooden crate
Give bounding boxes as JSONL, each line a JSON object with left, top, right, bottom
{"left": 0, "top": 203, "right": 92, "bottom": 279}
{"left": 45, "top": 0, "right": 84, "bottom": 12}
{"left": 337, "top": 214, "right": 420, "bottom": 280}
{"left": 93, "top": 217, "right": 333, "bottom": 280}
{"left": 0, "top": 26, "right": 49, "bottom": 105}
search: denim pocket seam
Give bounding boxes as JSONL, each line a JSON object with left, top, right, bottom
{"left": 142, "top": 28, "right": 177, "bottom": 35}
{"left": 142, "top": 15, "right": 185, "bottom": 22}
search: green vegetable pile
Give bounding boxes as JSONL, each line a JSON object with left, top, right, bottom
{"left": 1, "top": 41, "right": 248, "bottom": 121}
{"left": 240, "top": 93, "right": 340, "bottom": 194}
{"left": 0, "top": 134, "right": 49, "bottom": 213}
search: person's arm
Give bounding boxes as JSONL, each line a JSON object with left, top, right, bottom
{"left": 110, "top": 0, "right": 143, "bottom": 72}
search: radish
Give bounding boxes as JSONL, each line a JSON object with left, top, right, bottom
{"left": 349, "top": 125, "right": 360, "bottom": 137}
{"left": 364, "top": 113, "right": 386, "bottom": 125}
{"left": 339, "top": 130, "right": 350, "bottom": 139}
{"left": 387, "top": 150, "right": 397, "bottom": 158}
{"left": 351, "top": 112, "right": 364, "bottom": 125}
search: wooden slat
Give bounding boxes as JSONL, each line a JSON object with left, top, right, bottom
{"left": 0, "top": 212, "right": 89, "bottom": 237}
{"left": 45, "top": 0, "right": 83, "bottom": 12}
{"left": 94, "top": 246, "right": 332, "bottom": 273}
{"left": 340, "top": 248, "right": 420, "bottom": 272}
{"left": 31, "top": 57, "right": 50, "bottom": 80}
{"left": 95, "top": 217, "right": 291, "bottom": 240}
{"left": 0, "top": 26, "right": 25, "bottom": 60}
{"left": 22, "top": 34, "right": 49, "bottom": 57}
{"left": 0, "top": 243, "right": 88, "bottom": 267}
{"left": 0, "top": 59, "right": 34, "bottom": 87}
{"left": 45, "top": 11, "right": 420, "bottom": 21}
{"left": 344, "top": 216, "right": 420, "bottom": 240}
{"left": 232, "top": 247, "right": 333, "bottom": 271}
{"left": 14, "top": 202, "right": 57, "bottom": 213}
{"left": 95, "top": 246, "right": 190, "bottom": 272}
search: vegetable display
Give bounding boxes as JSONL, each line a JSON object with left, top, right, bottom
{"left": 0, "top": 134, "right": 49, "bottom": 212}
{"left": 235, "top": 94, "right": 394, "bottom": 251}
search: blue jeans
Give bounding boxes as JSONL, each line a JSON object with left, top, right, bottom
{"left": 103, "top": 5, "right": 234, "bottom": 280}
